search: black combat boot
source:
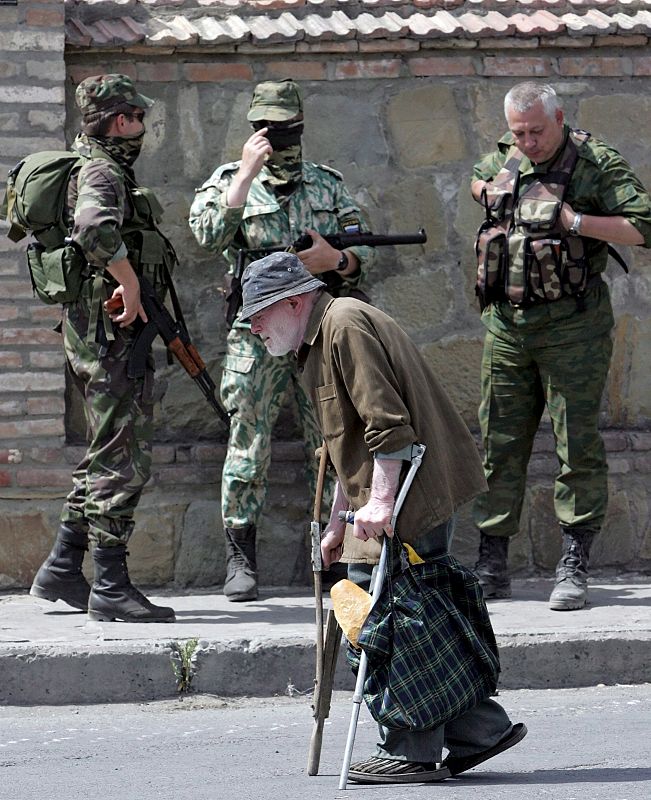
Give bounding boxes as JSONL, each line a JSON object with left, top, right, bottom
{"left": 474, "top": 532, "right": 511, "bottom": 599}
{"left": 30, "top": 523, "right": 91, "bottom": 611}
{"left": 88, "top": 544, "right": 175, "bottom": 622}
{"left": 548, "top": 526, "right": 596, "bottom": 611}
{"left": 224, "top": 525, "right": 258, "bottom": 602}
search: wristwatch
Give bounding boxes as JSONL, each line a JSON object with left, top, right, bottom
{"left": 569, "top": 212, "right": 583, "bottom": 236}
{"left": 336, "top": 251, "right": 349, "bottom": 272}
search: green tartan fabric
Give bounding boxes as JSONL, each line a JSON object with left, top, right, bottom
{"left": 350, "top": 540, "right": 500, "bottom": 731}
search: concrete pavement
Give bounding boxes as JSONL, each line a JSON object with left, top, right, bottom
{"left": 1, "top": 577, "right": 650, "bottom": 705}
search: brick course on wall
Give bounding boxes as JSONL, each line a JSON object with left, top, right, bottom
{"left": 1, "top": 0, "right": 650, "bottom": 588}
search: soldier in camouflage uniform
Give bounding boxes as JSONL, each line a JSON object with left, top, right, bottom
{"left": 30, "top": 74, "right": 176, "bottom": 622}
{"left": 470, "top": 82, "right": 651, "bottom": 610}
{"left": 189, "top": 79, "right": 375, "bottom": 601}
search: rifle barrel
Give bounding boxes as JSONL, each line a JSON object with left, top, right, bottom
{"left": 335, "top": 229, "right": 427, "bottom": 248}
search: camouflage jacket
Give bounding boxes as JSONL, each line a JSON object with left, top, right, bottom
{"left": 189, "top": 160, "right": 376, "bottom": 291}
{"left": 66, "top": 134, "right": 173, "bottom": 281}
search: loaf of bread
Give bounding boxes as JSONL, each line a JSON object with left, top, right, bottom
{"left": 330, "top": 579, "right": 372, "bottom": 648}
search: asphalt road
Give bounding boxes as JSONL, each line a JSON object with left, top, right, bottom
{"left": 1, "top": 684, "right": 649, "bottom": 800}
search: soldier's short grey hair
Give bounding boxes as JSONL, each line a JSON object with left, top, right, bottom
{"left": 504, "top": 83, "right": 561, "bottom": 118}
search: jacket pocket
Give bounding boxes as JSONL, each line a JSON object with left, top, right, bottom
{"left": 315, "top": 382, "right": 345, "bottom": 438}
{"left": 223, "top": 354, "right": 255, "bottom": 375}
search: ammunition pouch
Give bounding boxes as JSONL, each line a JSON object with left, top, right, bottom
{"left": 526, "top": 235, "right": 589, "bottom": 303}
{"left": 480, "top": 184, "right": 512, "bottom": 223}
{"left": 475, "top": 223, "right": 507, "bottom": 308}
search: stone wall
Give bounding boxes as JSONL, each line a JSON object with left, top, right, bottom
{"left": 1, "top": 2, "right": 650, "bottom": 588}
{"left": 0, "top": 0, "right": 71, "bottom": 585}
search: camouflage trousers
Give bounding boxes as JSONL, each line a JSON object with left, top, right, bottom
{"left": 220, "top": 325, "right": 332, "bottom": 530}
{"left": 60, "top": 301, "right": 154, "bottom": 546}
{"left": 473, "top": 326, "right": 613, "bottom": 538}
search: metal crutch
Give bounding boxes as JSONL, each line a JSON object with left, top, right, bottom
{"left": 337, "top": 443, "right": 427, "bottom": 790}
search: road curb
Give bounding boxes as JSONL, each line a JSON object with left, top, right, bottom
{"left": 2, "top": 631, "right": 650, "bottom": 705}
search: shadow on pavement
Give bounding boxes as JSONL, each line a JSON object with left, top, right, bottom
{"left": 451, "top": 766, "right": 651, "bottom": 785}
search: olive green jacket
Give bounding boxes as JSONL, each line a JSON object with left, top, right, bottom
{"left": 298, "top": 293, "right": 487, "bottom": 563}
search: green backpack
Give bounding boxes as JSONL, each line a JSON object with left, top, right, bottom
{"left": 2, "top": 151, "right": 85, "bottom": 304}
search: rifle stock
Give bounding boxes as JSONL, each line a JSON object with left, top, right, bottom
{"left": 104, "top": 277, "right": 232, "bottom": 428}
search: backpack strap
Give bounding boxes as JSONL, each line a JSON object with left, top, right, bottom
{"left": 87, "top": 272, "right": 115, "bottom": 347}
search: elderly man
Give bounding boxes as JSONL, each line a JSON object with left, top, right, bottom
{"left": 470, "top": 82, "right": 651, "bottom": 610}
{"left": 239, "top": 252, "right": 527, "bottom": 785}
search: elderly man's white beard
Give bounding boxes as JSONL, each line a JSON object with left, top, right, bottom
{"left": 261, "top": 306, "right": 300, "bottom": 356}
{"left": 265, "top": 337, "right": 294, "bottom": 357}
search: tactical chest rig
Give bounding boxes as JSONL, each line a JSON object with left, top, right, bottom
{"left": 475, "top": 129, "right": 601, "bottom": 311}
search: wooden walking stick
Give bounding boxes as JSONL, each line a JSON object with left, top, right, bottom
{"left": 307, "top": 441, "right": 342, "bottom": 776}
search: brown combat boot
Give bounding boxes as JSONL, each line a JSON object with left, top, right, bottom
{"left": 224, "top": 525, "right": 258, "bottom": 602}
{"left": 30, "top": 523, "right": 91, "bottom": 611}
{"left": 474, "top": 532, "right": 511, "bottom": 599}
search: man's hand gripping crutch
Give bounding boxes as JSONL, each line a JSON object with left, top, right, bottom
{"left": 327, "top": 443, "right": 427, "bottom": 790}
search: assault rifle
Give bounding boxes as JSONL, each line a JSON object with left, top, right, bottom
{"left": 225, "top": 228, "right": 427, "bottom": 328}
{"left": 104, "top": 275, "right": 232, "bottom": 428}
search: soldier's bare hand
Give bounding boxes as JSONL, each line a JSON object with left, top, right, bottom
{"left": 109, "top": 284, "right": 147, "bottom": 327}
{"left": 298, "top": 228, "right": 341, "bottom": 274}
{"left": 239, "top": 128, "right": 273, "bottom": 180}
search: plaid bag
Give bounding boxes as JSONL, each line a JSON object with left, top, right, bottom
{"left": 352, "top": 537, "right": 500, "bottom": 731}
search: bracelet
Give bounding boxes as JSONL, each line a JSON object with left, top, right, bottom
{"left": 569, "top": 212, "right": 583, "bottom": 236}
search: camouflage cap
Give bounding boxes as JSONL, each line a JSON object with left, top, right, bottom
{"left": 247, "top": 79, "right": 303, "bottom": 122}
{"left": 240, "top": 252, "right": 324, "bottom": 320}
{"left": 75, "top": 74, "right": 154, "bottom": 116}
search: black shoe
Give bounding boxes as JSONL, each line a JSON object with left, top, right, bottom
{"left": 30, "top": 524, "right": 91, "bottom": 611}
{"left": 474, "top": 532, "right": 511, "bottom": 599}
{"left": 224, "top": 525, "right": 258, "bottom": 602}
{"left": 88, "top": 544, "right": 175, "bottom": 623}
{"left": 443, "top": 722, "right": 528, "bottom": 776}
